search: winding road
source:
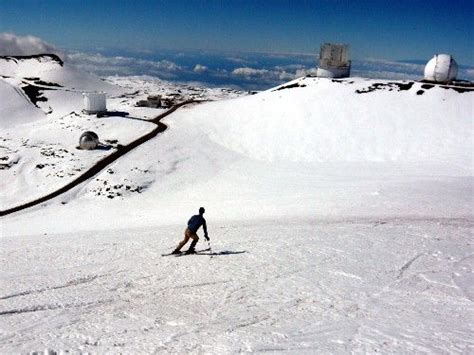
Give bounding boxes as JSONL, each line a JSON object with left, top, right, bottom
{"left": 0, "top": 100, "right": 199, "bottom": 217}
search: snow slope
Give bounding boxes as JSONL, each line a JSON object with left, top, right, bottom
{"left": 1, "top": 70, "right": 473, "bottom": 353}
{"left": 4, "top": 75, "right": 471, "bottom": 233}
{"left": 0, "top": 78, "right": 46, "bottom": 128}
{"left": 196, "top": 77, "right": 472, "bottom": 168}
{"left": 1, "top": 219, "right": 472, "bottom": 353}
{"left": 0, "top": 55, "right": 157, "bottom": 209}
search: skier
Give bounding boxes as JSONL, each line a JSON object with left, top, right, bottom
{"left": 172, "top": 207, "right": 209, "bottom": 254}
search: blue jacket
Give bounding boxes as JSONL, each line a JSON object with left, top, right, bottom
{"left": 187, "top": 214, "right": 208, "bottom": 236}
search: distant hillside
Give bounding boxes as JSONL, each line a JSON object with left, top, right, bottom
{"left": 0, "top": 53, "right": 64, "bottom": 65}
{"left": 0, "top": 53, "right": 121, "bottom": 94}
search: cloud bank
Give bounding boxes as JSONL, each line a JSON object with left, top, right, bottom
{"left": 67, "top": 51, "right": 183, "bottom": 79}
{"left": 0, "top": 33, "right": 61, "bottom": 57}
{"left": 2, "top": 32, "right": 473, "bottom": 90}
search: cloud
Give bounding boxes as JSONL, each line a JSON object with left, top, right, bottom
{"left": 193, "top": 64, "right": 208, "bottom": 73}
{"left": 0, "top": 32, "right": 63, "bottom": 57}
{"left": 64, "top": 50, "right": 474, "bottom": 85}
{"left": 295, "top": 68, "right": 318, "bottom": 77}
{"left": 232, "top": 67, "right": 269, "bottom": 77}
{"left": 460, "top": 68, "right": 474, "bottom": 81}
{"left": 67, "top": 51, "right": 183, "bottom": 79}
{"left": 232, "top": 67, "right": 295, "bottom": 81}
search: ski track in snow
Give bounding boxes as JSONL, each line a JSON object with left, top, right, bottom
{"left": 0, "top": 219, "right": 472, "bottom": 353}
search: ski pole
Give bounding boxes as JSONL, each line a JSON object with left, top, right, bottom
{"left": 206, "top": 239, "right": 214, "bottom": 258}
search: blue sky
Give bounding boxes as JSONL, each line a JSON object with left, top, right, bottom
{"left": 1, "top": 0, "right": 473, "bottom": 64}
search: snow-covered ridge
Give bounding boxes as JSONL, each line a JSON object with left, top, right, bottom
{"left": 189, "top": 76, "right": 473, "bottom": 170}
{"left": 0, "top": 53, "right": 63, "bottom": 67}
{"left": 0, "top": 53, "right": 121, "bottom": 95}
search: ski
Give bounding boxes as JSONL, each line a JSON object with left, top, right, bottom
{"left": 174, "top": 247, "right": 211, "bottom": 257}
{"left": 161, "top": 247, "right": 211, "bottom": 257}
{"left": 161, "top": 252, "right": 183, "bottom": 257}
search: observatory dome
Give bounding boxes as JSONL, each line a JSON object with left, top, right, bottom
{"left": 316, "top": 43, "right": 351, "bottom": 78}
{"left": 79, "top": 131, "right": 99, "bottom": 150}
{"left": 424, "top": 54, "right": 458, "bottom": 83}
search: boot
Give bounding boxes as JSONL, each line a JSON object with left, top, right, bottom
{"left": 171, "top": 249, "right": 181, "bottom": 255}
{"left": 186, "top": 239, "right": 198, "bottom": 254}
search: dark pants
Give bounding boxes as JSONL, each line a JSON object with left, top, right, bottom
{"left": 175, "top": 228, "right": 199, "bottom": 251}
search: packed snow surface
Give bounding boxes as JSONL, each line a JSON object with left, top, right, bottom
{"left": 1, "top": 57, "right": 473, "bottom": 353}
{"left": 1, "top": 219, "right": 472, "bottom": 353}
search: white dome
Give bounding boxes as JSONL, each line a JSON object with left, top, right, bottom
{"left": 424, "top": 54, "right": 458, "bottom": 82}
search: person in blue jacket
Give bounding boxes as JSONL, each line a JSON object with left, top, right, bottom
{"left": 172, "top": 207, "right": 209, "bottom": 254}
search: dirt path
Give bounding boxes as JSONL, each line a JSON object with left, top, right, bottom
{"left": 0, "top": 100, "right": 198, "bottom": 217}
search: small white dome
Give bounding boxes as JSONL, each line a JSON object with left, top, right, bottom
{"left": 424, "top": 54, "right": 458, "bottom": 82}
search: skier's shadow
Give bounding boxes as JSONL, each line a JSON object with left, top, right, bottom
{"left": 200, "top": 250, "right": 247, "bottom": 256}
